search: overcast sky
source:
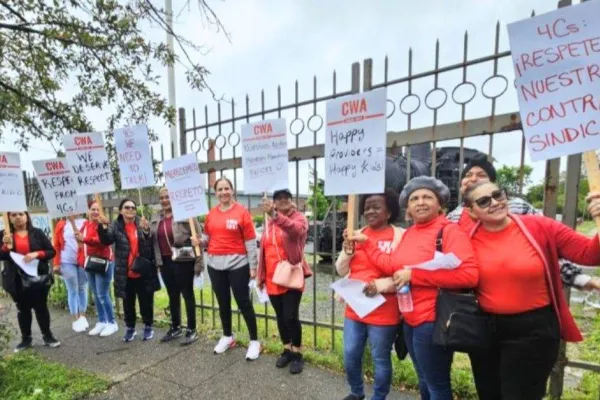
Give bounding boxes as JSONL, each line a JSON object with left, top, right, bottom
{"left": 4, "top": 0, "right": 571, "bottom": 195}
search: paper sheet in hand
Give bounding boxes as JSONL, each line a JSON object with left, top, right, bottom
{"left": 248, "top": 280, "right": 269, "bottom": 304}
{"left": 194, "top": 273, "right": 204, "bottom": 289}
{"left": 10, "top": 252, "right": 39, "bottom": 277}
{"left": 330, "top": 277, "right": 385, "bottom": 318}
{"left": 406, "top": 253, "right": 462, "bottom": 271}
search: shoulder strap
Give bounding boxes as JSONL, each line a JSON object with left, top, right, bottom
{"left": 436, "top": 226, "right": 444, "bottom": 253}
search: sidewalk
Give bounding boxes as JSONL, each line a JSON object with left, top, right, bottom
{"left": 1, "top": 299, "right": 416, "bottom": 400}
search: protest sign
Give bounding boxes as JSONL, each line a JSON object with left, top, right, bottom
{"left": 163, "top": 153, "right": 208, "bottom": 221}
{"left": 114, "top": 124, "right": 155, "bottom": 190}
{"left": 324, "top": 88, "right": 387, "bottom": 196}
{"left": 241, "top": 119, "right": 289, "bottom": 193}
{"left": 507, "top": 1, "right": 600, "bottom": 162}
{"left": 0, "top": 152, "right": 27, "bottom": 212}
{"left": 63, "top": 132, "right": 115, "bottom": 195}
{"left": 32, "top": 158, "right": 88, "bottom": 218}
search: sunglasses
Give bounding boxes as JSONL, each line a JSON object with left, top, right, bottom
{"left": 473, "top": 189, "right": 507, "bottom": 209}
{"left": 122, "top": 205, "right": 136, "bottom": 211}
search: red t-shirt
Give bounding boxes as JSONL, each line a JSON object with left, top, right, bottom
{"left": 13, "top": 233, "right": 31, "bottom": 255}
{"left": 205, "top": 203, "right": 256, "bottom": 255}
{"left": 347, "top": 226, "right": 400, "bottom": 326}
{"left": 363, "top": 215, "right": 479, "bottom": 327}
{"left": 157, "top": 217, "right": 174, "bottom": 257}
{"left": 471, "top": 221, "right": 550, "bottom": 314}
{"left": 263, "top": 224, "right": 291, "bottom": 296}
{"left": 457, "top": 208, "right": 476, "bottom": 233}
{"left": 125, "top": 222, "right": 141, "bottom": 279}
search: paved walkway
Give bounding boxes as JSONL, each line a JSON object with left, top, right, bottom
{"left": 0, "top": 299, "right": 416, "bottom": 400}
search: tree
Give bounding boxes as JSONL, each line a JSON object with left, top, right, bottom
{"left": 307, "top": 168, "right": 330, "bottom": 221}
{"left": 526, "top": 175, "right": 590, "bottom": 218}
{"left": 495, "top": 165, "right": 533, "bottom": 196}
{"left": 0, "top": 0, "right": 227, "bottom": 151}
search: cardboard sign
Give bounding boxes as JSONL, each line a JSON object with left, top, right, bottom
{"left": 0, "top": 152, "right": 27, "bottom": 212}
{"left": 63, "top": 132, "right": 115, "bottom": 195}
{"left": 241, "top": 119, "right": 289, "bottom": 193}
{"left": 163, "top": 153, "right": 208, "bottom": 221}
{"left": 114, "top": 124, "right": 155, "bottom": 189}
{"left": 32, "top": 158, "right": 88, "bottom": 218}
{"left": 507, "top": 1, "right": 600, "bottom": 162}
{"left": 324, "top": 88, "right": 387, "bottom": 195}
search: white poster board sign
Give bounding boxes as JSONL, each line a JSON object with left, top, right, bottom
{"left": 241, "top": 119, "right": 289, "bottom": 193}
{"left": 507, "top": 1, "right": 600, "bottom": 162}
{"left": 0, "top": 213, "right": 52, "bottom": 236}
{"left": 32, "top": 158, "right": 88, "bottom": 218}
{"left": 324, "top": 88, "right": 387, "bottom": 195}
{"left": 163, "top": 153, "right": 208, "bottom": 221}
{"left": 0, "top": 152, "right": 27, "bottom": 212}
{"left": 114, "top": 124, "right": 155, "bottom": 189}
{"left": 63, "top": 132, "right": 115, "bottom": 194}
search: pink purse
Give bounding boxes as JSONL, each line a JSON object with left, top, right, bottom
{"left": 270, "top": 224, "right": 305, "bottom": 289}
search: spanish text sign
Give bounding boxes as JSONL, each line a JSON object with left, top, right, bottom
{"left": 324, "top": 88, "right": 387, "bottom": 195}
{"left": 507, "top": 1, "right": 600, "bottom": 162}
{"left": 63, "top": 132, "right": 115, "bottom": 195}
{"left": 163, "top": 153, "right": 208, "bottom": 221}
{"left": 0, "top": 152, "right": 27, "bottom": 212}
{"left": 114, "top": 124, "right": 155, "bottom": 189}
{"left": 32, "top": 158, "right": 88, "bottom": 218}
{"left": 241, "top": 119, "right": 289, "bottom": 194}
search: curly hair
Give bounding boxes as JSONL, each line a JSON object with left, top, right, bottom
{"left": 359, "top": 188, "right": 400, "bottom": 224}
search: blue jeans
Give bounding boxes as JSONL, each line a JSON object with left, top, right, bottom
{"left": 61, "top": 263, "right": 88, "bottom": 315}
{"left": 343, "top": 318, "right": 397, "bottom": 400}
{"left": 87, "top": 262, "right": 115, "bottom": 324}
{"left": 404, "top": 322, "right": 454, "bottom": 400}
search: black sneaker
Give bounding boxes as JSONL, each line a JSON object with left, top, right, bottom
{"left": 343, "top": 395, "right": 365, "bottom": 400}
{"left": 42, "top": 334, "right": 61, "bottom": 348}
{"left": 180, "top": 329, "right": 198, "bottom": 346}
{"left": 14, "top": 337, "right": 33, "bottom": 353}
{"left": 160, "top": 327, "right": 183, "bottom": 343}
{"left": 289, "top": 352, "right": 304, "bottom": 374}
{"left": 276, "top": 349, "right": 293, "bottom": 368}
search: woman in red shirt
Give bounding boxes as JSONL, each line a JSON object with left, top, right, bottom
{"left": 195, "top": 178, "right": 259, "bottom": 360}
{"left": 464, "top": 181, "right": 600, "bottom": 400}
{"left": 75, "top": 200, "right": 118, "bottom": 337}
{"left": 354, "top": 176, "right": 479, "bottom": 400}
{"left": 1, "top": 211, "right": 60, "bottom": 351}
{"left": 335, "top": 189, "right": 402, "bottom": 400}
{"left": 256, "top": 189, "right": 311, "bottom": 374}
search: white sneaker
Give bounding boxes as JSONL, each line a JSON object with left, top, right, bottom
{"left": 245, "top": 340, "right": 261, "bottom": 361}
{"left": 81, "top": 316, "right": 89, "bottom": 329}
{"left": 213, "top": 336, "right": 235, "bottom": 354}
{"left": 73, "top": 317, "right": 89, "bottom": 333}
{"left": 99, "top": 322, "right": 119, "bottom": 337}
{"left": 88, "top": 323, "right": 106, "bottom": 336}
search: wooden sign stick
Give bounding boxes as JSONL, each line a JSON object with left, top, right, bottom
{"left": 189, "top": 218, "right": 201, "bottom": 256}
{"left": 2, "top": 213, "right": 12, "bottom": 250}
{"left": 346, "top": 195, "right": 357, "bottom": 239}
{"left": 137, "top": 188, "right": 144, "bottom": 208}
{"left": 583, "top": 150, "right": 600, "bottom": 240}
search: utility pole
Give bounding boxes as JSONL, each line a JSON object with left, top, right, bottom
{"left": 165, "top": 0, "right": 179, "bottom": 158}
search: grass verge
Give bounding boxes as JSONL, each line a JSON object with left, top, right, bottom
{"left": 0, "top": 352, "right": 109, "bottom": 400}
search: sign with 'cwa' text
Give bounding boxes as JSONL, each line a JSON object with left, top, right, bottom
{"left": 63, "top": 132, "right": 115, "bottom": 195}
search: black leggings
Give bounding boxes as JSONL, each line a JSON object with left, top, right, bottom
{"left": 14, "top": 286, "right": 51, "bottom": 338}
{"left": 123, "top": 277, "right": 154, "bottom": 328}
{"left": 161, "top": 257, "right": 196, "bottom": 330}
{"left": 469, "top": 305, "right": 560, "bottom": 400}
{"left": 208, "top": 265, "right": 257, "bottom": 340}
{"left": 270, "top": 290, "right": 302, "bottom": 347}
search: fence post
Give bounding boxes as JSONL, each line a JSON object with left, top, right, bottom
{"left": 179, "top": 107, "right": 187, "bottom": 156}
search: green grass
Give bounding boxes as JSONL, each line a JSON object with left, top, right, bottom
{"left": 577, "top": 220, "right": 597, "bottom": 236}
{"left": 0, "top": 352, "right": 109, "bottom": 400}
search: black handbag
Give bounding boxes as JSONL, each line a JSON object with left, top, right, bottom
{"left": 432, "top": 227, "right": 492, "bottom": 353}
{"left": 394, "top": 321, "right": 408, "bottom": 360}
{"left": 84, "top": 256, "right": 109, "bottom": 274}
{"left": 131, "top": 256, "right": 154, "bottom": 276}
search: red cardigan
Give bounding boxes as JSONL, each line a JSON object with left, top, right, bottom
{"left": 256, "top": 210, "right": 312, "bottom": 285}
{"left": 77, "top": 220, "right": 113, "bottom": 266}
{"left": 471, "top": 214, "right": 600, "bottom": 342}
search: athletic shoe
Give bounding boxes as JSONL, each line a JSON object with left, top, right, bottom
{"left": 88, "top": 323, "right": 106, "bottom": 336}
{"left": 343, "top": 395, "right": 365, "bottom": 400}
{"left": 276, "top": 349, "right": 293, "bottom": 368}
{"left": 245, "top": 340, "right": 261, "bottom": 361}
{"left": 142, "top": 325, "right": 154, "bottom": 341}
{"left": 14, "top": 337, "right": 33, "bottom": 353}
{"left": 160, "top": 327, "right": 183, "bottom": 343}
{"left": 213, "top": 336, "right": 235, "bottom": 354}
{"left": 123, "top": 328, "right": 137, "bottom": 342}
{"left": 180, "top": 329, "right": 198, "bottom": 346}
{"left": 100, "top": 322, "right": 119, "bottom": 337}
{"left": 43, "top": 334, "right": 61, "bottom": 348}
{"left": 73, "top": 317, "right": 89, "bottom": 333}
{"left": 289, "top": 352, "right": 304, "bottom": 374}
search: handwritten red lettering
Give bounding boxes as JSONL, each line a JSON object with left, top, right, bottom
{"left": 341, "top": 99, "right": 367, "bottom": 116}
{"left": 0, "top": 155, "right": 7, "bottom": 164}
{"left": 525, "top": 94, "right": 599, "bottom": 127}
{"left": 529, "top": 120, "right": 598, "bottom": 152}
{"left": 536, "top": 18, "right": 579, "bottom": 40}
{"left": 519, "top": 65, "right": 600, "bottom": 101}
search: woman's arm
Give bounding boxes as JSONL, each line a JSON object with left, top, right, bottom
{"left": 335, "top": 251, "right": 352, "bottom": 276}
{"left": 97, "top": 222, "right": 116, "bottom": 246}
{"left": 553, "top": 219, "right": 600, "bottom": 266}
{"left": 271, "top": 212, "right": 308, "bottom": 240}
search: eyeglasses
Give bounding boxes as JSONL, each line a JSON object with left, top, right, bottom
{"left": 473, "top": 189, "right": 507, "bottom": 209}
{"left": 122, "top": 206, "right": 136, "bottom": 211}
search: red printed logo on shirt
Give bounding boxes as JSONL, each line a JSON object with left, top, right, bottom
{"left": 377, "top": 240, "right": 393, "bottom": 254}
{"left": 226, "top": 219, "right": 238, "bottom": 230}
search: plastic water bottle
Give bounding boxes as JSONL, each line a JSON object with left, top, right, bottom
{"left": 397, "top": 285, "right": 414, "bottom": 313}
